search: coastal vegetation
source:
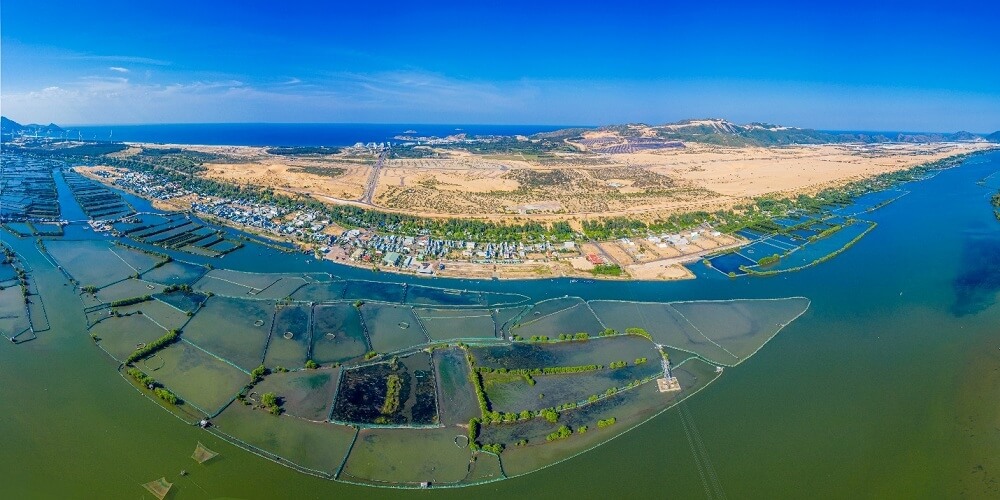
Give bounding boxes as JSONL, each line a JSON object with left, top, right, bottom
{"left": 546, "top": 425, "right": 573, "bottom": 441}
{"left": 757, "top": 254, "right": 781, "bottom": 266}
{"left": 250, "top": 364, "right": 269, "bottom": 383}
{"left": 126, "top": 367, "right": 156, "bottom": 387}
{"left": 154, "top": 387, "right": 179, "bottom": 405}
{"left": 480, "top": 443, "right": 504, "bottom": 454}
{"left": 590, "top": 264, "right": 623, "bottom": 277}
{"left": 267, "top": 146, "right": 341, "bottom": 156}
{"left": 624, "top": 327, "right": 652, "bottom": 341}
{"left": 812, "top": 224, "right": 844, "bottom": 241}
{"left": 108, "top": 295, "right": 152, "bottom": 307}
{"left": 259, "top": 391, "right": 282, "bottom": 415}
{"left": 478, "top": 364, "right": 605, "bottom": 377}
{"left": 125, "top": 329, "right": 179, "bottom": 365}
{"left": 992, "top": 190, "right": 1000, "bottom": 221}
{"left": 162, "top": 284, "right": 192, "bottom": 294}
{"left": 380, "top": 374, "right": 402, "bottom": 415}
{"left": 126, "top": 368, "right": 179, "bottom": 405}
{"left": 468, "top": 418, "right": 480, "bottom": 449}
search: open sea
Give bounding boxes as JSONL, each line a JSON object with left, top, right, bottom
{"left": 62, "top": 123, "right": 576, "bottom": 146}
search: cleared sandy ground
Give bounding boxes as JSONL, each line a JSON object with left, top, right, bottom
{"left": 201, "top": 159, "right": 369, "bottom": 200}
{"left": 626, "top": 261, "right": 696, "bottom": 280}
{"left": 634, "top": 142, "right": 983, "bottom": 198}
{"left": 167, "top": 141, "right": 992, "bottom": 221}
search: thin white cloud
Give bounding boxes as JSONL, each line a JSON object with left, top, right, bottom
{"left": 3, "top": 68, "right": 998, "bottom": 131}
{"left": 109, "top": 67, "right": 130, "bottom": 73}
{"left": 69, "top": 54, "right": 171, "bottom": 66}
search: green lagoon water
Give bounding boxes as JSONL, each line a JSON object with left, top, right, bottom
{"left": 2, "top": 151, "right": 1000, "bottom": 498}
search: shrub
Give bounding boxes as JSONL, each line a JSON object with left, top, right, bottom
{"left": 153, "top": 387, "right": 178, "bottom": 405}
{"left": 624, "top": 327, "right": 652, "bottom": 341}
{"left": 757, "top": 254, "right": 781, "bottom": 266}
{"left": 546, "top": 425, "right": 572, "bottom": 441}
{"left": 540, "top": 408, "right": 559, "bottom": 423}
{"left": 259, "top": 391, "right": 282, "bottom": 415}
{"left": 250, "top": 364, "right": 269, "bottom": 383}
{"left": 468, "top": 418, "right": 481, "bottom": 449}
{"left": 126, "top": 329, "right": 179, "bottom": 365}
{"left": 481, "top": 443, "right": 504, "bottom": 454}
{"left": 126, "top": 367, "right": 156, "bottom": 387}
{"left": 109, "top": 295, "right": 151, "bottom": 307}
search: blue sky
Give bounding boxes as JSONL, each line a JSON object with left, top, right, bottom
{"left": 2, "top": 1, "right": 998, "bottom": 131}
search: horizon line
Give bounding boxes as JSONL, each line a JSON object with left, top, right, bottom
{"left": 4, "top": 116, "right": 997, "bottom": 135}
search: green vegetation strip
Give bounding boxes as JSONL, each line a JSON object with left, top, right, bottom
{"left": 380, "top": 374, "right": 402, "bottom": 415}
{"left": 743, "top": 221, "right": 878, "bottom": 276}
{"left": 125, "top": 329, "right": 179, "bottom": 365}
{"left": 109, "top": 295, "right": 152, "bottom": 307}
{"left": 992, "top": 190, "right": 1000, "bottom": 222}
{"left": 126, "top": 367, "right": 179, "bottom": 405}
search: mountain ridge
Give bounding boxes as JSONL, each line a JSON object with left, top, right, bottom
{"left": 1, "top": 116, "right": 63, "bottom": 137}
{"left": 539, "top": 118, "right": 999, "bottom": 147}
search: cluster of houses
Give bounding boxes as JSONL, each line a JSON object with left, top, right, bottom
{"left": 324, "top": 229, "right": 582, "bottom": 273}
{"left": 106, "top": 167, "right": 336, "bottom": 244}
{"left": 99, "top": 165, "right": 728, "bottom": 276}
{"left": 108, "top": 170, "right": 190, "bottom": 201}
{"left": 191, "top": 199, "right": 288, "bottom": 234}
{"left": 283, "top": 210, "right": 332, "bottom": 243}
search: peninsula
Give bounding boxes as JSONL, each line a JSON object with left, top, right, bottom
{"left": 6, "top": 117, "right": 993, "bottom": 281}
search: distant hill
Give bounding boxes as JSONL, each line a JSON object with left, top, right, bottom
{"left": 1, "top": 116, "right": 25, "bottom": 134}
{"left": 1, "top": 116, "right": 64, "bottom": 138}
{"left": 542, "top": 118, "right": 999, "bottom": 148}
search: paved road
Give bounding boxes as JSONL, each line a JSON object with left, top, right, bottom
{"left": 359, "top": 150, "right": 388, "bottom": 204}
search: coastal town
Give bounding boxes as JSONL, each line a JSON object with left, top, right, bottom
{"left": 81, "top": 164, "right": 736, "bottom": 280}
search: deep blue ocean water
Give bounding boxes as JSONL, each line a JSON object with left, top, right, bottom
{"left": 60, "top": 123, "right": 577, "bottom": 147}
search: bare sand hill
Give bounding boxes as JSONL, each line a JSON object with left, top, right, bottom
{"left": 132, "top": 140, "right": 993, "bottom": 221}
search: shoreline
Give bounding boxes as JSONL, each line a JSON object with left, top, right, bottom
{"left": 70, "top": 146, "right": 996, "bottom": 283}
{"left": 73, "top": 166, "right": 715, "bottom": 282}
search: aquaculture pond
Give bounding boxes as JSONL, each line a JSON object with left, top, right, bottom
{"left": 2, "top": 150, "right": 1000, "bottom": 498}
